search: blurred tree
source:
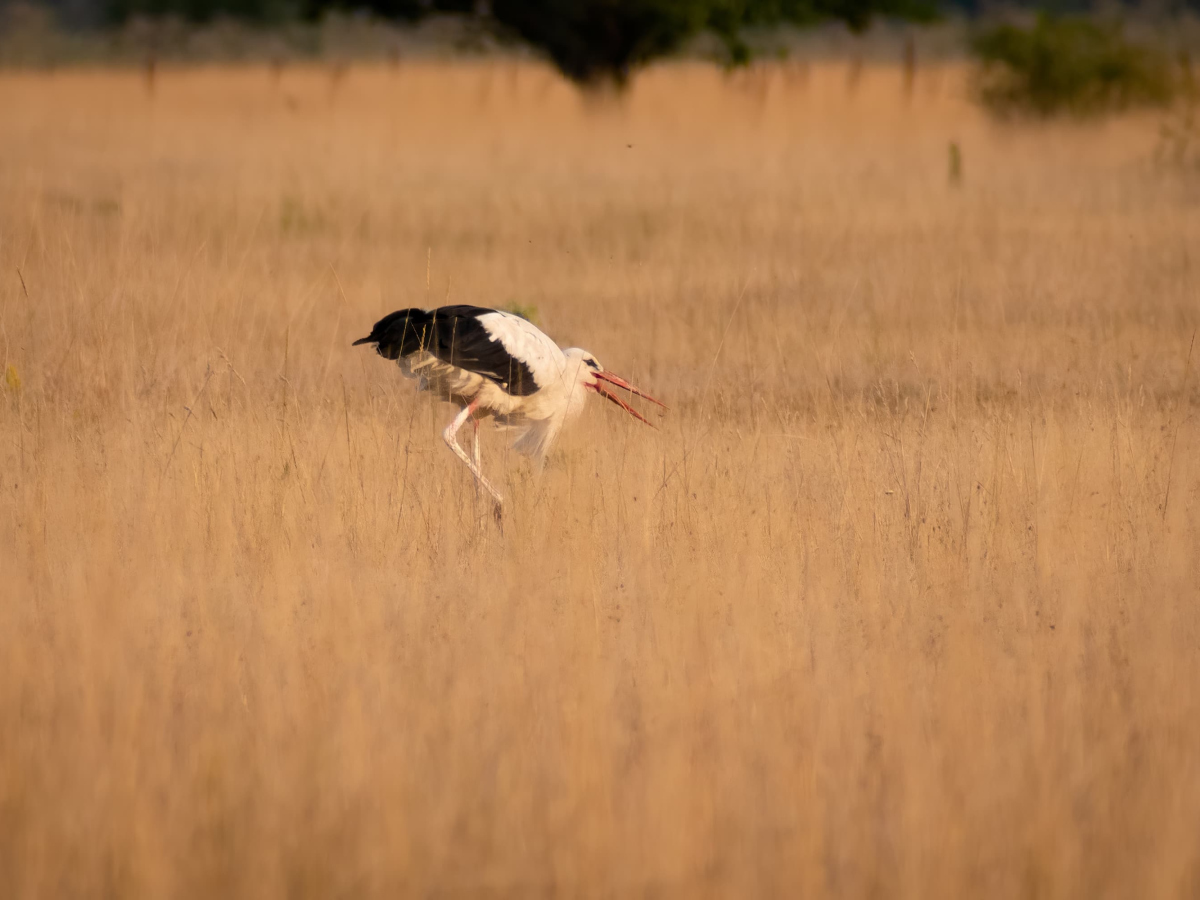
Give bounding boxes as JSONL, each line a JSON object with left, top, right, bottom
{"left": 100, "top": 0, "right": 939, "bottom": 83}
{"left": 706, "top": 0, "right": 938, "bottom": 67}
{"left": 105, "top": 0, "right": 473, "bottom": 25}
{"left": 490, "top": 0, "right": 940, "bottom": 87}
{"left": 487, "top": 1, "right": 706, "bottom": 87}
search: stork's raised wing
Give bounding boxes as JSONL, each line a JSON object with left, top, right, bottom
{"left": 353, "top": 305, "right": 564, "bottom": 397}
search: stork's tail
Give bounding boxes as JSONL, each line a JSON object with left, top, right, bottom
{"left": 352, "top": 308, "right": 432, "bottom": 360}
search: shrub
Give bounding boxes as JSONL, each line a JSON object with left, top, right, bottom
{"left": 970, "top": 15, "right": 1175, "bottom": 116}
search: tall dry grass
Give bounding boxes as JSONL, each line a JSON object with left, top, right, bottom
{"left": 1, "top": 60, "right": 1198, "bottom": 897}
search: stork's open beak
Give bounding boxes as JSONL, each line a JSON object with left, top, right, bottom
{"left": 591, "top": 371, "right": 667, "bottom": 427}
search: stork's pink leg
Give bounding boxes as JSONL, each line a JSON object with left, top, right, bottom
{"left": 443, "top": 400, "right": 503, "bottom": 505}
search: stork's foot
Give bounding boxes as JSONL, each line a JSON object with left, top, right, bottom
{"left": 473, "top": 474, "right": 504, "bottom": 507}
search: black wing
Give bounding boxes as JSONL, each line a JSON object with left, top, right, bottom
{"left": 352, "top": 306, "right": 538, "bottom": 396}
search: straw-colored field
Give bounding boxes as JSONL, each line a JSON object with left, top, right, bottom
{"left": 1, "top": 60, "right": 1198, "bottom": 897}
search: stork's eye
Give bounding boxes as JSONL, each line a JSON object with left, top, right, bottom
{"left": 585, "top": 359, "right": 600, "bottom": 370}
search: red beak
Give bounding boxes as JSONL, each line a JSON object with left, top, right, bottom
{"left": 591, "top": 371, "right": 667, "bottom": 427}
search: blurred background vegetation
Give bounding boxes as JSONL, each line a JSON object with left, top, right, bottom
{"left": 971, "top": 13, "right": 1181, "bottom": 113}
{"left": 0, "top": 0, "right": 1199, "bottom": 115}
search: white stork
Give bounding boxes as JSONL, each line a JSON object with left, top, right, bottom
{"left": 353, "top": 305, "right": 665, "bottom": 505}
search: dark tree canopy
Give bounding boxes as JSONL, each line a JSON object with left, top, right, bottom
{"left": 489, "top": 1, "right": 707, "bottom": 87}
{"left": 106, "top": 0, "right": 475, "bottom": 25}
{"left": 488, "top": 1, "right": 941, "bottom": 84}
{"left": 103, "top": 0, "right": 941, "bottom": 85}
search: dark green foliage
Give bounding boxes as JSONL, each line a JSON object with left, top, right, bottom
{"left": 704, "top": 0, "right": 936, "bottom": 67}
{"left": 775, "top": 0, "right": 936, "bottom": 33}
{"left": 970, "top": 15, "right": 1175, "bottom": 116}
{"left": 106, "top": 0, "right": 470, "bottom": 25}
{"left": 488, "top": 1, "right": 707, "bottom": 87}
{"left": 487, "top": 0, "right": 938, "bottom": 86}
{"left": 101, "top": 0, "right": 939, "bottom": 84}
{"left": 106, "top": 0, "right": 299, "bottom": 24}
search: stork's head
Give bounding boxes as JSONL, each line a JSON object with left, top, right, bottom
{"left": 563, "top": 348, "right": 666, "bottom": 427}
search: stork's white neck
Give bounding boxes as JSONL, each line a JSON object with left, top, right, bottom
{"left": 560, "top": 347, "right": 596, "bottom": 422}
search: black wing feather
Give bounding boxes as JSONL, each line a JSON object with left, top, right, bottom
{"left": 353, "top": 306, "right": 538, "bottom": 396}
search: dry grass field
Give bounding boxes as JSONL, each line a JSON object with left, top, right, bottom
{"left": 1, "top": 59, "right": 1199, "bottom": 897}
